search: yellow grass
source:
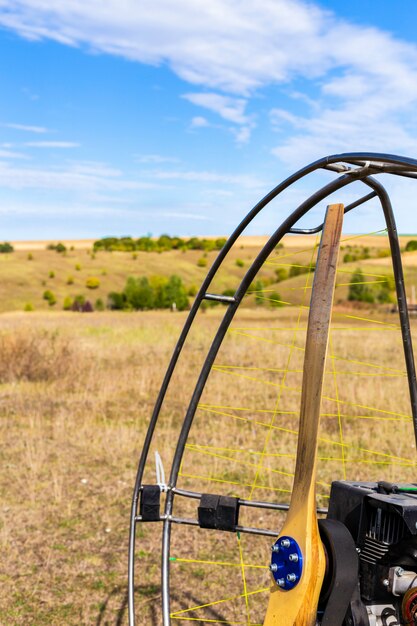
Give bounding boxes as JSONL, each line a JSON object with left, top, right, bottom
{"left": 1, "top": 232, "right": 417, "bottom": 624}
{"left": 0, "top": 302, "right": 415, "bottom": 625}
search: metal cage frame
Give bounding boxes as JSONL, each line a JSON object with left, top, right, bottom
{"left": 128, "top": 153, "right": 417, "bottom": 625}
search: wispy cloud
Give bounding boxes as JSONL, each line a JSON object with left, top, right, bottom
{"left": 4, "top": 122, "right": 48, "bottom": 133}
{"left": 135, "top": 154, "right": 180, "bottom": 164}
{"left": 0, "top": 161, "right": 156, "bottom": 191}
{"left": 26, "top": 141, "right": 80, "bottom": 148}
{"left": 0, "top": 149, "right": 29, "bottom": 159}
{"left": 143, "top": 168, "right": 265, "bottom": 189}
{"left": 183, "top": 92, "right": 255, "bottom": 142}
{"left": 190, "top": 116, "right": 209, "bottom": 129}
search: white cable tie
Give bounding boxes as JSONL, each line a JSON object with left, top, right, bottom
{"left": 155, "top": 451, "right": 168, "bottom": 492}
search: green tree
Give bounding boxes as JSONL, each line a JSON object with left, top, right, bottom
{"left": 156, "top": 275, "right": 188, "bottom": 310}
{"left": 124, "top": 276, "right": 155, "bottom": 310}
{"left": 348, "top": 269, "right": 374, "bottom": 302}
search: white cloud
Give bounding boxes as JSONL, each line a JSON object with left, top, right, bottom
{"left": 183, "top": 93, "right": 250, "bottom": 125}
{"left": 4, "top": 122, "right": 48, "bottom": 133}
{"left": 183, "top": 92, "right": 255, "bottom": 142}
{"left": 0, "top": 161, "right": 156, "bottom": 191}
{"left": 190, "top": 116, "right": 209, "bottom": 128}
{"left": 0, "top": 149, "right": 29, "bottom": 159}
{"left": 159, "top": 211, "right": 212, "bottom": 221}
{"left": 135, "top": 154, "right": 180, "bottom": 164}
{"left": 2, "top": 0, "right": 417, "bottom": 158}
{"left": 143, "top": 168, "right": 265, "bottom": 189}
{"left": 26, "top": 141, "right": 80, "bottom": 148}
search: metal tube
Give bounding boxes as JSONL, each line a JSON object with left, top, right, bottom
{"left": 288, "top": 191, "right": 377, "bottom": 234}
{"left": 129, "top": 152, "right": 417, "bottom": 624}
{"left": 362, "top": 177, "right": 417, "bottom": 444}
{"left": 161, "top": 170, "right": 373, "bottom": 624}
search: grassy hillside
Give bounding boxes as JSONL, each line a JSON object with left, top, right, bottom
{"left": 0, "top": 234, "right": 416, "bottom": 312}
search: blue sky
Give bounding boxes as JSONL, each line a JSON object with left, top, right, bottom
{"left": 1, "top": 1, "right": 417, "bottom": 239}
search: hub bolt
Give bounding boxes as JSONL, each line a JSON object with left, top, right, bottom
{"left": 270, "top": 563, "right": 278, "bottom": 573}
{"left": 277, "top": 578, "right": 285, "bottom": 587}
{"left": 280, "top": 539, "right": 291, "bottom": 548}
{"left": 288, "top": 553, "right": 299, "bottom": 562}
{"left": 271, "top": 544, "right": 280, "bottom": 553}
{"left": 287, "top": 573, "right": 297, "bottom": 583}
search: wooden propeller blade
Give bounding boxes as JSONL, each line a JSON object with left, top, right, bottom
{"left": 263, "top": 204, "right": 344, "bottom": 626}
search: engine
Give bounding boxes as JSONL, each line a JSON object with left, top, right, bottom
{"left": 326, "top": 480, "right": 417, "bottom": 626}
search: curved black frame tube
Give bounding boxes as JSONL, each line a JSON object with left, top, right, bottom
{"left": 363, "top": 177, "right": 417, "bottom": 435}
{"left": 288, "top": 190, "right": 377, "bottom": 234}
{"left": 128, "top": 153, "right": 417, "bottom": 625}
{"left": 161, "top": 171, "right": 375, "bottom": 624}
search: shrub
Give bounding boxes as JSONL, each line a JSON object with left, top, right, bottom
{"left": 63, "top": 296, "right": 73, "bottom": 311}
{"left": 348, "top": 269, "right": 374, "bottom": 303}
{"left": 0, "top": 331, "right": 75, "bottom": 383}
{"left": 377, "top": 249, "right": 391, "bottom": 258}
{"left": 66, "top": 276, "right": 74, "bottom": 285}
{"left": 95, "top": 298, "right": 105, "bottom": 311}
{"left": 188, "top": 285, "right": 198, "bottom": 297}
{"left": 43, "top": 290, "right": 56, "bottom": 306}
{"left": 289, "top": 264, "right": 313, "bottom": 278}
{"left": 250, "top": 280, "right": 264, "bottom": 305}
{"left": 274, "top": 268, "right": 288, "bottom": 283}
{"left": 269, "top": 291, "right": 284, "bottom": 307}
{"left": 406, "top": 240, "right": 417, "bottom": 252}
{"left": 49, "top": 271, "right": 55, "bottom": 279}
{"left": 377, "top": 288, "right": 393, "bottom": 304}
{"left": 24, "top": 303, "right": 34, "bottom": 312}
{"left": 47, "top": 242, "right": 66, "bottom": 253}
{"left": 108, "top": 291, "right": 126, "bottom": 310}
{"left": 27, "top": 253, "right": 33, "bottom": 261}
{"left": 235, "top": 258, "right": 245, "bottom": 268}
{"left": 75, "top": 264, "right": 82, "bottom": 271}
{"left": 0, "top": 242, "right": 13, "bottom": 253}
{"left": 86, "top": 276, "right": 100, "bottom": 290}
{"left": 71, "top": 295, "right": 93, "bottom": 312}
{"left": 197, "top": 257, "right": 207, "bottom": 267}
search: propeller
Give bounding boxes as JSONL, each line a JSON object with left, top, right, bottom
{"left": 263, "top": 203, "right": 344, "bottom": 626}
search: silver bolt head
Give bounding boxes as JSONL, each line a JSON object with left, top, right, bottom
{"left": 395, "top": 567, "right": 404, "bottom": 577}
{"left": 287, "top": 573, "right": 297, "bottom": 582}
{"left": 269, "top": 563, "right": 278, "bottom": 573}
{"left": 280, "top": 538, "right": 291, "bottom": 548}
{"left": 277, "top": 578, "right": 285, "bottom": 587}
{"left": 271, "top": 544, "right": 280, "bottom": 553}
{"left": 382, "top": 579, "right": 390, "bottom": 587}
{"left": 288, "top": 553, "right": 299, "bottom": 562}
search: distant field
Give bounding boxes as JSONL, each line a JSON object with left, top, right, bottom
{"left": 1, "top": 234, "right": 417, "bottom": 313}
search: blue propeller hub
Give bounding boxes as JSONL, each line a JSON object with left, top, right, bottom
{"left": 270, "top": 536, "right": 303, "bottom": 591}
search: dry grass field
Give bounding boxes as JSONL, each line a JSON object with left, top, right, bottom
{"left": 1, "top": 302, "right": 416, "bottom": 625}
{"left": 2, "top": 233, "right": 417, "bottom": 624}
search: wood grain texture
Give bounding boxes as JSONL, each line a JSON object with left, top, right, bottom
{"left": 263, "top": 204, "right": 344, "bottom": 626}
